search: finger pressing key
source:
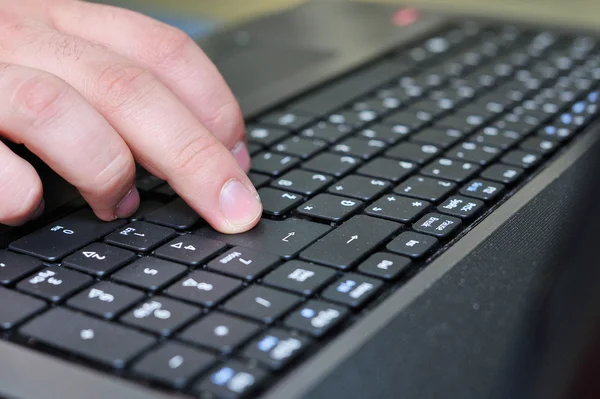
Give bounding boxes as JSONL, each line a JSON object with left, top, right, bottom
{"left": 3, "top": 33, "right": 262, "bottom": 233}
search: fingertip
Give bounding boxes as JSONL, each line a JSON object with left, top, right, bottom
{"left": 115, "top": 186, "right": 140, "bottom": 219}
{"left": 218, "top": 178, "right": 262, "bottom": 234}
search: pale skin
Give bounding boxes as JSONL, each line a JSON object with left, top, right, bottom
{"left": 0, "top": 0, "right": 263, "bottom": 233}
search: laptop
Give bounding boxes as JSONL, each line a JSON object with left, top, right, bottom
{"left": 1, "top": 1, "right": 599, "bottom": 398}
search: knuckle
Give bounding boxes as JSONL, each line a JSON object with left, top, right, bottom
{"left": 11, "top": 73, "right": 71, "bottom": 127}
{"left": 202, "top": 100, "right": 245, "bottom": 149}
{"left": 92, "top": 64, "right": 157, "bottom": 115}
{"left": 141, "top": 24, "right": 192, "bottom": 67}
{"left": 84, "top": 150, "right": 136, "bottom": 200}
{"left": 170, "top": 131, "right": 223, "bottom": 176}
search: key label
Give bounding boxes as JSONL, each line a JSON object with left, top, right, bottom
{"left": 282, "top": 193, "right": 297, "bottom": 200}
{"left": 412, "top": 201, "right": 423, "bottom": 207}
{"left": 168, "top": 355, "right": 184, "bottom": 369}
{"left": 300, "top": 308, "right": 316, "bottom": 318}
{"left": 143, "top": 268, "right": 158, "bottom": 276}
{"left": 51, "top": 226, "right": 75, "bottom": 235}
{"left": 88, "top": 288, "right": 114, "bottom": 303}
{"left": 182, "top": 278, "right": 214, "bottom": 291}
{"left": 346, "top": 235, "right": 359, "bottom": 244}
{"left": 214, "top": 325, "right": 230, "bottom": 337}
{"left": 239, "top": 258, "right": 253, "bottom": 266}
{"left": 80, "top": 329, "right": 95, "bottom": 340}
{"left": 377, "top": 260, "right": 393, "bottom": 270}
{"left": 282, "top": 232, "right": 295, "bottom": 242}
{"left": 311, "top": 308, "right": 340, "bottom": 328}
{"left": 387, "top": 196, "right": 396, "bottom": 202}
{"left": 405, "top": 240, "right": 420, "bottom": 247}
{"left": 341, "top": 200, "right": 356, "bottom": 207}
{"left": 255, "top": 297, "right": 272, "bottom": 308}
{"left": 287, "top": 268, "right": 315, "bottom": 282}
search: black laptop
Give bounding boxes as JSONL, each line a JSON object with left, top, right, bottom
{"left": 1, "top": 1, "right": 600, "bottom": 398}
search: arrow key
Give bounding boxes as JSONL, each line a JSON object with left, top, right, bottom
{"left": 154, "top": 236, "right": 226, "bottom": 267}
{"left": 207, "top": 247, "right": 280, "bottom": 281}
{"left": 297, "top": 194, "right": 363, "bottom": 222}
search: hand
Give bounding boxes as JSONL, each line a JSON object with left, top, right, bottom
{"left": 0, "top": 0, "right": 262, "bottom": 233}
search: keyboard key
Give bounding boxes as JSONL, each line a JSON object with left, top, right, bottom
{"left": 154, "top": 236, "right": 226, "bottom": 267}
{"left": 387, "top": 231, "right": 439, "bottom": 258}
{"left": 285, "top": 300, "right": 348, "bottom": 337}
{"left": 165, "top": 271, "right": 242, "bottom": 307}
{"left": 223, "top": 286, "right": 302, "bottom": 324}
{"left": 519, "top": 137, "right": 558, "bottom": 155}
{"left": 130, "top": 200, "right": 164, "bottom": 221}
{"left": 261, "top": 111, "right": 313, "bottom": 131}
{"left": 247, "top": 125, "right": 289, "bottom": 147}
{"left": 207, "top": 247, "right": 280, "bottom": 281}
{"left": 262, "top": 261, "right": 336, "bottom": 296}
{"left": 300, "top": 215, "right": 402, "bottom": 270}
{"left": 421, "top": 158, "right": 480, "bottom": 183}
{"left": 62, "top": 243, "right": 136, "bottom": 277}
{"left": 480, "top": 164, "right": 524, "bottom": 184}
{"left": 198, "top": 218, "right": 331, "bottom": 259}
{"left": 364, "top": 194, "right": 430, "bottom": 223}
{"left": 271, "top": 170, "right": 333, "bottom": 196}
{"left": 386, "top": 142, "right": 441, "bottom": 164}
{"left": 112, "top": 257, "right": 186, "bottom": 292}
{"left": 356, "top": 124, "right": 410, "bottom": 144}
{"left": 21, "top": 307, "right": 154, "bottom": 368}
{"left": 121, "top": 297, "right": 201, "bottom": 336}
{"left": 18, "top": 267, "right": 93, "bottom": 302}
{"left": 438, "top": 196, "right": 485, "bottom": 219}
{"left": 411, "top": 128, "right": 464, "bottom": 149}
{"left": 251, "top": 152, "right": 300, "bottom": 176}
{"left": 272, "top": 136, "right": 326, "bottom": 159}
{"left": 394, "top": 176, "right": 456, "bottom": 202}
{"left": 194, "top": 361, "right": 267, "bottom": 398}
{"left": 447, "top": 141, "right": 501, "bottom": 165}
{"left": 296, "top": 194, "right": 362, "bottom": 222}
{"left": 332, "top": 138, "right": 387, "bottom": 160}
{"left": 258, "top": 188, "right": 304, "bottom": 217}
{"left": 460, "top": 179, "right": 505, "bottom": 201}
{"left": 0, "top": 287, "right": 46, "bottom": 330}
{"left": 133, "top": 342, "right": 215, "bottom": 389}
{"left": 10, "top": 209, "right": 126, "bottom": 262}
{"left": 321, "top": 273, "right": 383, "bottom": 308}
{"left": 300, "top": 122, "right": 351, "bottom": 143}
{"left": 0, "top": 250, "right": 43, "bottom": 285}
{"left": 303, "top": 152, "right": 361, "bottom": 177}
{"left": 357, "top": 253, "right": 412, "bottom": 280}
{"left": 501, "top": 150, "right": 542, "bottom": 169}
{"left": 105, "top": 221, "right": 176, "bottom": 252}
{"left": 67, "top": 282, "right": 144, "bottom": 319}
{"left": 357, "top": 158, "right": 416, "bottom": 182}
{"left": 144, "top": 198, "right": 201, "bottom": 230}
{"left": 243, "top": 329, "right": 311, "bottom": 370}
{"left": 327, "top": 175, "right": 391, "bottom": 201}
{"left": 412, "top": 213, "right": 463, "bottom": 238}
{"left": 179, "top": 312, "right": 260, "bottom": 354}
{"left": 472, "top": 127, "right": 520, "bottom": 149}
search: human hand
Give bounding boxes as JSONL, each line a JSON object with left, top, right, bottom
{"left": 0, "top": 0, "right": 262, "bottom": 233}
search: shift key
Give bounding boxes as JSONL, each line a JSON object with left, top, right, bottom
{"left": 10, "top": 209, "right": 126, "bottom": 262}
{"left": 300, "top": 215, "right": 402, "bottom": 269}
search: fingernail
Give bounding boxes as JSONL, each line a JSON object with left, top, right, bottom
{"left": 31, "top": 199, "right": 45, "bottom": 220}
{"left": 220, "top": 179, "right": 262, "bottom": 228}
{"left": 116, "top": 187, "right": 140, "bottom": 219}
{"left": 231, "top": 142, "right": 251, "bottom": 172}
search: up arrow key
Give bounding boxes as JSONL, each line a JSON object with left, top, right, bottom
{"left": 300, "top": 215, "right": 402, "bottom": 269}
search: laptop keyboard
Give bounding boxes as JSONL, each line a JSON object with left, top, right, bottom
{"left": 1, "top": 22, "right": 600, "bottom": 398}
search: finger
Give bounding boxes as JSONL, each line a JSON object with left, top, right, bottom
{"left": 51, "top": 2, "right": 250, "bottom": 171}
{"left": 2, "top": 34, "right": 261, "bottom": 233}
{"left": 0, "top": 140, "right": 44, "bottom": 226}
{"left": 0, "top": 63, "right": 138, "bottom": 221}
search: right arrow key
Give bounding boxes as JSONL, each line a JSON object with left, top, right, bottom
{"left": 300, "top": 215, "right": 402, "bottom": 269}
